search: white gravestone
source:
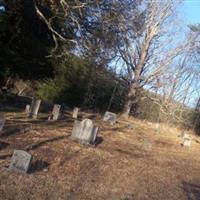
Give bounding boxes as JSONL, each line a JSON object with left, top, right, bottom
{"left": 103, "top": 111, "right": 117, "bottom": 125}
{"left": 0, "top": 118, "right": 5, "bottom": 132}
{"left": 71, "top": 119, "right": 98, "bottom": 145}
{"left": 25, "top": 104, "right": 30, "bottom": 115}
{"left": 72, "top": 107, "right": 79, "bottom": 119}
{"left": 9, "top": 150, "right": 32, "bottom": 174}
{"left": 48, "top": 104, "right": 61, "bottom": 120}
{"left": 183, "top": 136, "right": 192, "bottom": 147}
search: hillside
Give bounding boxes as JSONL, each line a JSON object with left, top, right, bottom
{"left": 0, "top": 108, "right": 200, "bottom": 200}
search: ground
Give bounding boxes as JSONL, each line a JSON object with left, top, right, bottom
{"left": 0, "top": 108, "right": 200, "bottom": 200}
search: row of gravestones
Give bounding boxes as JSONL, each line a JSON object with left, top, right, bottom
{"left": 0, "top": 99, "right": 117, "bottom": 174}
{"left": 25, "top": 98, "right": 78, "bottom": 120}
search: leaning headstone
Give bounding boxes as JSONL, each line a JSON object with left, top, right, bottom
{"left": 48, "top": 104, "right": 61, "bottom": 120}
{"left": 29, "top": 98, "right": 41, "bottom": 119}
{"left": 103, "top": 111, "right": 117, "bottom": 125}
{"left": 71, "top": 119, "right": 98, "bottom": 145}
{"left": 0, "top": 118, "right": 5, "bottom": 132}
{"left": 25, "top": 104, "right": 30, "bottom": 115}
{"left": 72, "top": 107, "right": 79, "bottom": 119}
{"left": 9, "top": 150, "right": 32, "bottom": 174}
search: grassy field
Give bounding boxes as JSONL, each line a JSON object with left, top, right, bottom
{"left": 0, "top": 109, "right": 200, "bottom": 200}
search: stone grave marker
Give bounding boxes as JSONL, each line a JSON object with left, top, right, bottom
{"left": 0, "top": 118, "right": 5, "bottom": 132}
{"left": 25, "top": 104, "right": 30, "bottom": 115}
{"left": 183, "top": 138, "right": 192, "bottom": 147}
{"left": 182, "top": 135, "right": 192, "bottom": 147}
{"left": 29, "top": 98, "right": 41, "bottom": 119}
{"left": 71, "top": 119, "right": 98, "bottom": 145}
{"left": 48, "top": 104, "right": 61, "bottom": 120}
{"left": 103, "top": 111, "right": 117, "bottom": 125}
{"left": 9, "top": 150, "right": 32, "bottom": 174}
{"left": 72, "top": 107, "right": 79, "bottom": 119}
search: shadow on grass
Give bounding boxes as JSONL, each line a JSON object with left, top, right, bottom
{"left": 25, "top": 135, "right": 70, "bottom": 151}
{"left": 0, "top": 127, "right": 21, "bottom": 137}
{"left": 0, "top": 141, "right": 9, "bottom": 150}
{"left": 0, "top": 153, "right": 12, "bottom": 160}
{"left": 182, "top": 181, "right": 200, "bottom": 200}
{"left": 29, "top": 160, "right": 50, "bottom": 173}
{"left": 94, "top": 136, "right": 103, "bottom": 146}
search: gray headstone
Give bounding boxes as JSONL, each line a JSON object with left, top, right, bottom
{"left": 9, "top": 150, "right": 32, "bottom": 174}
{"left": 25, "top": 104, "right": 30, "bottom": 115}
{"left": 29, "top": 98, "right": 41, "bottom": 119}
{"left": 72, "top": 107, "right": 79, "bottom": 119}
{"left": 71, "top": 119, "right": 98, "bottom": 145}
{"left": 52, "top": 104, "right": 61, "bottom": 120}
{"left": 103, "top": 111, "right": 117, "bottom": 125}
{"left": 0, "top": 118, "right": 5, "bottom": 132}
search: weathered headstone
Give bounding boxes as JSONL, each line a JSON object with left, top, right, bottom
{"left": 9, "top": 150, "right": 32, "bottom": 174}
{"left": 29, "top": 98, "right": 41, "bottom": 119}
{"left": 71, "top": 119, "right": 98, "bottom": 145}
{"left": 0, "top": 118, "right": 5, "bottom": 132}
{"left": 48, "top": 104, "right": 61, "bottom": 120}
{"left": 103, "top": 111, "right": 117, "bottom": 125}
{"left": 72, "top": 107, "right": 79, "bottom": 119}
{"left": 183, "top": 137, "right": 192, "bottom": 147}
{"left": 25, "top": 104, "right": 30, "bottom": 115}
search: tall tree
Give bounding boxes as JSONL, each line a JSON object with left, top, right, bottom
{"left": 113, "top": 0, "right": 184, "bottom": 118}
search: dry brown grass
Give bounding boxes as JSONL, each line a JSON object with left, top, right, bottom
{"left": 0, "top": 110, "right": 200, "bottom": 200}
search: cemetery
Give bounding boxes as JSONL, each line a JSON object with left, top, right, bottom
{"left": 0, "top": 100, "right": 200, "bottom": 200}
{"left": 1, "top": 1, "right": 200, "bottom": 199}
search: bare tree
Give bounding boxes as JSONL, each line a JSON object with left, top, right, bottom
{"left": 114, "top": 0, "right": 186, "bottom": 118}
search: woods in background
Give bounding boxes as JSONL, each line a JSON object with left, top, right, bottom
{"left": 1, "top": 0, "right": 200, "bottom": 132}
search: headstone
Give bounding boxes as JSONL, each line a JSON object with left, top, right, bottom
{"left": 49, "top": 104, "right": 61, "bottom": 120}
{"left": 25, "top": 104, "right": 30, "bottom": 115}
{"left": 29, "top": 98, "right": 41, "bottom": 119}
{"left": 155, "top": 123, "right": 161, "bottom": 133}
{"left": 0, "top": 118, "right": 5, "bottom": 132}
{"left": 72, "top": 107, "right": 79, "bottom": 119}
{"left": 9, "top": 150, "right": 32, "bottom": 174}
{"left": 103, "top": 111, "right": 117, "bottom": 125}
{"left": 71, "top": 119, "right": 98, "bottom": 145}
{"left": 183, "top": 137, "right": 192, "bottom": 147}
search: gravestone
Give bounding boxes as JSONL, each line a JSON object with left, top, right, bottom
{"left": 155, "top": 123, "right": 160, "bottom": 133}
{"left": 29, "top": 98, "right": 41, "bottom": 119}
{"left": 25, "top": 104, "right": 30, "bottom": 115}
{"left": 183, "top": 137, "right": 192, "bottom": 147}
{"left": 71, "top": 119, "right": 98, "bottom": 145}
{"left": 0, "top": 118, "right": 5, "bottom": 132}
{"left": 103, "top": 111, "right": 117, "bottom": 125}
{"left": 72, "top": 107, "right": 79, "bottom": 119}
{"left": 48, "top": 104, "right": 61, "bottom": 120}
{"left": 9, "top": 150, "right": 32, "bottom": 174}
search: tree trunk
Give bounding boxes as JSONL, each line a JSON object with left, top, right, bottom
{"left": 121, "top": 83, "right": 137, "bottom": 118}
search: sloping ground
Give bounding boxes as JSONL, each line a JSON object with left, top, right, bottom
{"left": 0, "top": 110, "right": 200, "bottom": 200}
